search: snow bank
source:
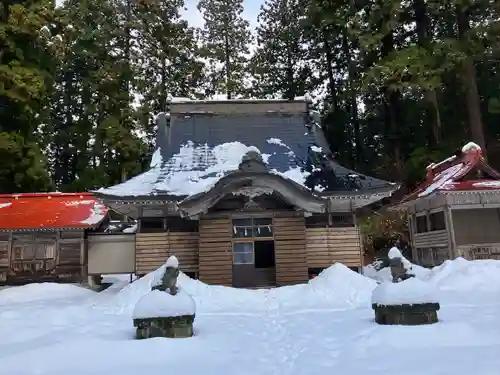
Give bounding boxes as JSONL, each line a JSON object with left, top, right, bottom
{"left": 113, "top": 262, "right": 376, "bottom": 314}
{"left": 365, "top": 257, "right": 500, "bottom": 293}
{"left": 371, "top": 278, "right": 439, "bottom": 306}
{"left": 110, "top": 257, "right": 500, "bottom": 314}
{"left": 431, "top": 258, "right": 500, "bottom": 292}
{"left": 132, "top": 288, "right": 196, "bottom": 319}
{"left": 302, "top": 263, "right": 376, "bottom": 308}
{"left": 0, "top": 283, "right": 95, "bottom": 305}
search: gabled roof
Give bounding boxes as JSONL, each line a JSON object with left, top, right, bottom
{"left": 0, "top": 192, "right": 108, "bottom": 231}
{"left": 398, "top": 142, "right": 500, "bottom": 205}
{"left": 95, "top": 99, "right": 397, "bottom": 203}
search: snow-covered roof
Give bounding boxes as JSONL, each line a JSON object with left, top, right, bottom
{"left": 398, "top": 142, "right": 500, "bottom": 206}
{"left": 0, "top": 192, "right": 108, "bottom": 231}
{"left": 95, "top": 100, "right": 397, "bottom": 201}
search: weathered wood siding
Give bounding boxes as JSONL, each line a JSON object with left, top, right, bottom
{"left": 1, "top": 231, "right": 84, "bottom": 283}
{"left": 198, "top": 218, "right": 232, "bottom": 286}
{"left": 273, "top": 216, "right": 308, "bottom": 286}
{"left": 0, "top": 233, "right": 9, "bottom": 281}
{"left": 135, "top": 232, "right": 198, "bottom": 275}
{"left": 56, "top": 231, "right": 84, "bottom": 278}
{"left": 413, "top": 230, "right": 449, "bottom": 248}
{"left": 0, "top": 233, "right": 8, "bottom": 267}
{"left": 169, "top": 232, "right": 199, "bottom": 271}
{"left": 136, "top": 233, "right": 168, "bottom": 275}
{"left": 306, "top": 227, "right": 362, "bottom": 268}
{"left": 452, "top": 208, "right": 500, "bottom": 245}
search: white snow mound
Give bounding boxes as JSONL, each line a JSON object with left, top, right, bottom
{"left": 371, "top": 278, "right": 439, "bottom": 306}
{"left": 365, "top": 257, "right": 500, "bottom": 293}
{"left": 431, "top": 258, "right": 500, "bottom": 291}
{"left": 132, "top": 288, "right": 196, "bottom": 319}
{"left": 114, "top": 262, "right": 376, "bottom": 313}
{"left": 0, "top": 283, "right": 95, "bottom": 305}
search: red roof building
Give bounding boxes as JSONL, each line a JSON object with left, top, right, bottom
{"left": 0, "top": 192, "right": 110, "bottom": 284}
{"left": 399, "top": 142, "right": 500, "bottom": 205}
{"left": 394, "top": 142, "right": 500, "bottom": 267}
{"left": 0, "top": 192, "right": 108, "bottom": 231}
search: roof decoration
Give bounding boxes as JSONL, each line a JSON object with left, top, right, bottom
{"left": 399, "top": 142, "right": 500, "bottom": 205}
{"left": 94, "top": 99, "right": 398, "bottom": 204}
{"left": 0, "top": 193, "right": 108, "bottom": 231}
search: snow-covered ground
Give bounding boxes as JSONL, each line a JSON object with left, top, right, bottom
{"left": 1, "top": 259, "right": 500, "bottom": 375}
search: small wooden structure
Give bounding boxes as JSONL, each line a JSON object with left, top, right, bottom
{"left": 393, "top": 142, "right": 500, "bottom": 266}
{"left": 94, "top": 98, "right": 398, "bottom": 288}
{"left": 0, "top": 192, "right": 108, "bottom": 284}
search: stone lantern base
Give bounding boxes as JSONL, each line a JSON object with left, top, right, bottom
{"left": 372, "top": 303, "right": 440, "bottom": 325}
{"left": 133, "top": 315, "right": 195, "bottom": 339}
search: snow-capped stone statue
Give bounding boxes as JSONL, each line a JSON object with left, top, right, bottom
{"left": 374, "top": 242, "right": 415, "bottom": 283}
{"left": 133, "top": 256, "right": 196, "bottom": 339}
{"left": 387, "top": 246, "right": 414, "bottom": 283}
{"left": 153, "top": 257, "right": 180, "bottom": 295}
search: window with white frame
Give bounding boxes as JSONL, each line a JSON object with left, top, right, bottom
{"left": 232, "top": 242, "right": 254, "bottom": 265}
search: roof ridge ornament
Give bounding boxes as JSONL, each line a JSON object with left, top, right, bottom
{"left": 238, "top": 151, "right": 268, "bottom": 172}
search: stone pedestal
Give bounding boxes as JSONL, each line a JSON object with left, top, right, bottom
{"left": 372, "top": 303, "right": 440, "bottom": 325}
{"left": 133, "top": 315, "right": 195, "bottom": 339}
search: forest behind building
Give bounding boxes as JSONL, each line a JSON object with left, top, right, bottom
{"left": 1, "top": 0, "right": 499, "bottom": 194}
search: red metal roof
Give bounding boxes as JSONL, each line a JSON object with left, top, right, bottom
{"left": 399, "top": 142, "right": 500, "bottom": 204}
{"left": 0, "top": 192, "right": 108, "bottom": 231}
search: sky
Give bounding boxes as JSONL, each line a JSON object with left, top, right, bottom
{"left": 54, "top": 0, "right": 264, "bottom": 31}
{"left": 181, "top": 0, "right": 264, "bottom": 29}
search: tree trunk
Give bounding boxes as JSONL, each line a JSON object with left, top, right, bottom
{"left": 322, "top": 29, "right": 338, "bottom": 110}
{"left": 160, "top": 58, "right": 166, "bottom": 111}
{"left": 456, "top": 3, "right": 486, "bottom": 154}
{"left": 414, "top": 0, "right": 441, "bottom": 146}
{"left": 381, "top": 31, "right": 404, "bottom": 179}
{"left": 342, "top": 29, "right": 362, "bottom": 168}
{"left": 224, "top": 33, "right": 232, "bottom": 99}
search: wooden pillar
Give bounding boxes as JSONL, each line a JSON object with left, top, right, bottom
{"left": 80, "top": 231, "right": 87, "bottom": 282}
{"left": 351, "top": 200, "right": 363, "bottom": 273}
{"left": 444, "top": 204, "right": 457, "bottom": 259}
{"left": 7, "top": 231, "right": 12, "bottom": 268}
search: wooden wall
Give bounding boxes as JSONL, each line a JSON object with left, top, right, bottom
{"left": 135, "top": 232, "right": 198, "bottom": 275}
{"left": 198, "top": 218, "right": 232, "bottom": 286}
{"left": 413, "top": 230, "right": 449, "bottom": 248}
{"left": 273, "top": 216, "right": 308, "bottom": 286}
{"left": 0, "top": 231, "right": 84, "bottom": 284}
{"left": 306, "top": 227, "right": 362, "bottom": 268}
{"left": 0, "top": 233, "right": 9, "bottom": 281}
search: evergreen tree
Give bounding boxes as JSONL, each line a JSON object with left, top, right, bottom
{"left": 134, "top": 0, "right": 205, "bottom": 145}
{"left": 197, "top": 0, "right": 252, "bottom": 98}
{"left": 48, "top": 0, "right": 147, "bottom": 191}
{"left": 0, "top": 1, "right": 56, "bottom": 193}
{"left": 250, "top": 0, "right": 315, "bottom": 100}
